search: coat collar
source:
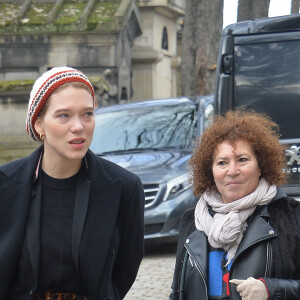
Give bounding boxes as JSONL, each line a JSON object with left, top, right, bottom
{"left": 233, "top": 209, "right": 277, "bottom": 260}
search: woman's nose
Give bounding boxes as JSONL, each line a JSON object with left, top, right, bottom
{"left": 227, "top": 162, "right": 239, "bottom": 176}
{"left": 70, "top": 117, "right": 84, "bottom": 132}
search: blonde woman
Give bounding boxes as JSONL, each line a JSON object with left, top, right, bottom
{"left": 0, "top": 67, "right": 144, "bottom": 300}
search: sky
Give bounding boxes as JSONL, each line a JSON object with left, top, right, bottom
{"left": 223, "top": 0, "right": 294, "bottom": 28}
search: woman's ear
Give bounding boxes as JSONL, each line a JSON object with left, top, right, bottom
{"left": 34, "top": 118, "right": 43, "bottom": 137}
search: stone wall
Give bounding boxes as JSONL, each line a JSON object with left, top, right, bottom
{"left": 132, "top": 1, "right": 184, "bottom": 101}
{"left": 0, "top": 0, "right": 143, "bottom": 164}
{"left": 0, "top": 134, "right": 38, "bottom": 165}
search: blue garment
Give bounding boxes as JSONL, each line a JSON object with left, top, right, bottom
{"left": 208, "top": 249, "right": 232, "bottom": 299}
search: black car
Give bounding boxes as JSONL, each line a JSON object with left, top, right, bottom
{"left": 90, "top": 96, "right": 214, "bottom": 241}
{"left": 215, "top": 14, "right": 300, "bottom": 201}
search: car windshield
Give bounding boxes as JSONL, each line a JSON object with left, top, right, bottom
{"left": 90, "top": 103, "right": 197, "bottom": 155}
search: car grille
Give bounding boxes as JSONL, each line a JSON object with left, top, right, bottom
{"left": 143, "top": 183, "right": 160, "bottom": 207}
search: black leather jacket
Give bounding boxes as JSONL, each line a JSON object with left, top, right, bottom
{"left": 169, "top": 189, "right": 300, "bottom": 300}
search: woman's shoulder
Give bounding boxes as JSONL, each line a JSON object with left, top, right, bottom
{"left": 0, "top": 156, "right": 30, "bottom": 177}
{"left": 269, "top": 190, "right": 300, "bottom": 212}
{"left": 268, "top": 191, "right": 300, "bottom": 228}
{"left": 180, "top": 207, "right": 196, "bottom": 227}
{"left": 178, "top": 207, "right": 196, "bottom": 241}
{"left": 0, "top": 147, "right": 42, "bottom": 177}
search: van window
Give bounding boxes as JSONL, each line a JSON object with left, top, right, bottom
{"left": 234, "top": 35, "right": 300, "bottom": 139}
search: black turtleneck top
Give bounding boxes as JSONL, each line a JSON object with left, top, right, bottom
{"left": 36, "top": 169, "right": 87, "bottom": 294}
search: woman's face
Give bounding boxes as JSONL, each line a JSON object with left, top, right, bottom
{"left": 212, "top": 140, "right": 261, "bottom": 203}
{"left": 34, "top": 86, "right": 95, "bottom": 164}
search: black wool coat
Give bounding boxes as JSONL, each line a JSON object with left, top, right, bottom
{"left": 0, "top": 147, "right": 145, "bottom": 300}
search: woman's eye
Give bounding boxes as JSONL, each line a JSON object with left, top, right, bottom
{"left": 217, "top": 161, "right": 227, "bottom": 166}
{"left": 58, "top": 113, "right": 69, "bottom": 119}
{"left": 82, "top": 112, "right": 94, "bottom": 120}
{"left": 239, "top": 157, "right": 248, "bottom": 163}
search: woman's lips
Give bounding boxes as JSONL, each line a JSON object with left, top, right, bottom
{"left": 226, "top": 181, "right": 241, "bottom": 186}
{"left": 69, "top": 138, "right": 86, "bottom": 149}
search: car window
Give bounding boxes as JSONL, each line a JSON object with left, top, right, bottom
{"left": 90, "top": 104, "right": 197, "bottom": 154}
{"left": 234, "top": 37, "right": 300, "bottom": 139}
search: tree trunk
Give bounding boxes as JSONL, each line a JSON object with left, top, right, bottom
{"left": 291, "top": 0, "right": 300, "bottom": 14}
{"left": 181, "top": 0, "right": 223, "bottom": 96}
{"left": 181, "top": 0, "right": 197, "bottom": 96}
{"left": 237, "top": 0, "right": 270, "bottom": 21}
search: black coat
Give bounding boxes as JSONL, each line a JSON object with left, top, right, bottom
{"left": 0, "top": 147, "right": 145, "bottom": 300}
{"left": 169, "top": 190, "right": 300, "bottom": 300}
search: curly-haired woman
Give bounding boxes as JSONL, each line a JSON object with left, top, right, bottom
{"left": 169, "top": 110, "right": 300, "bottom": 300}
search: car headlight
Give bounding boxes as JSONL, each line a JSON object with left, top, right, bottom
{"left": 163, "top": 173, "right": 192, "bottom": 201}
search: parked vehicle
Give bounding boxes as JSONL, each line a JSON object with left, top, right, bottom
{"left": 90, "top": 96, "right": 214, "bottom": 241}
{"left": 215, "top": 14, "right": 300, "bottom": 200}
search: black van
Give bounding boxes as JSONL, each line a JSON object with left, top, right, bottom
{"left": 215, "top": 13, "right": 300, "bottom": 200}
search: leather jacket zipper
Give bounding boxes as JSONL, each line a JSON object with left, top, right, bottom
{"left": 184, "top": 244, "right": 208, "bottom": 299}
{"left": 264, "top": 219, "right": 273, "bottom": 277}
{"left": 265, "top": 240, "right": 272, "bottom": 276}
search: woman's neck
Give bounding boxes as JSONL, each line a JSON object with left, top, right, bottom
{"left": 41, "top": 154, "right": 82, "bottom": 179}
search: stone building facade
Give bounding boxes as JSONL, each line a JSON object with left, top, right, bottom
{"left": 0, "top": 0, "right": 185, "bottom": 164}
{"left": 0, "top": 0, "right": 142, "bottom": 163}
{"left": 133, "top": 0, "right": 184, "bottom": 101}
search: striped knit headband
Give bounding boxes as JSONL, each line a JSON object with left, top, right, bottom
{"left": 26, "top": 66, "right": 95, "bottom": 141}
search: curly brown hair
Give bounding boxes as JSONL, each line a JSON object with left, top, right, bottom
{"left": 190, "top": 109, "right": 287, "bottom": 196}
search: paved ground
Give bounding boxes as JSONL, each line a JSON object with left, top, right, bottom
{"left": 125, "top": 242, "right": 177, "bottom": 300}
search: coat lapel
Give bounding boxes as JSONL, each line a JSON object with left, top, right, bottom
{"left": 26, "top": 180, "right": 42, "bottom": 280}
{"left": 76, "top": 153, "right": 123, "bottom": 296}
{"left": 185, "top": 230, "right": 208, "bottom": 281}
{"left": 72, "top": 171, "right": 91, "bottom": 273}
{"left": 80, "top": 178, "right": 123, "bottom": 296}
{"left": 234, "top": 209, "right": 277, "bottom": 259}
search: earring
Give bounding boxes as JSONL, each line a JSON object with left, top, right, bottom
{"left": 39, "top": 132, "right": 44, "bottom": 141}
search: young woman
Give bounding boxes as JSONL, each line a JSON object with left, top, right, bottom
{"left": 0, "top": 67, "right": 144, "bottom": 300}
{"left": 169, "top": 110, "right": 300, "bottom": 300}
